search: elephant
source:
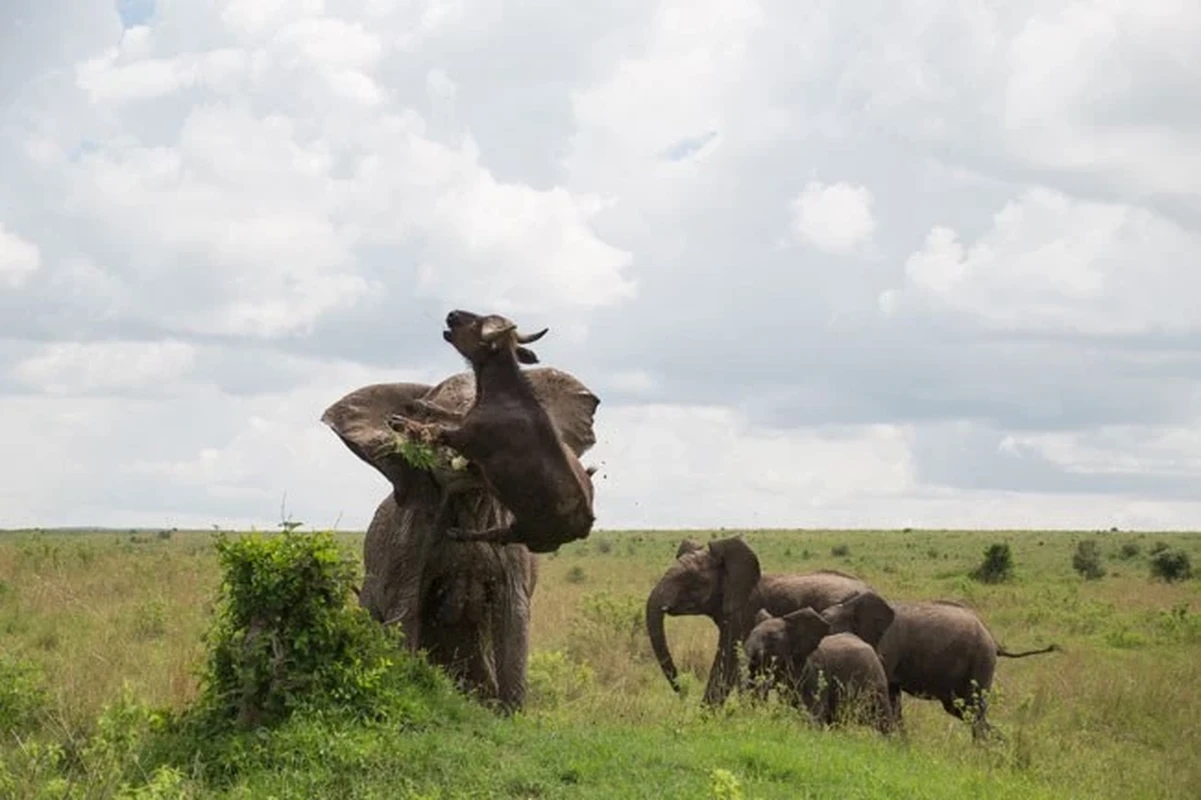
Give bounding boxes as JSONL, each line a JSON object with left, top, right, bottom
{"left": 820, "top": 590, "right": 1059, "bottom": 739}
{"left": 744, "top": 607, "right": 896, "bottom": 733}
{"left": 322, "top": 366, "right": 600, "bottom": 713}
{"left": 645, "top": 535, "right": 873, "bottom": 707}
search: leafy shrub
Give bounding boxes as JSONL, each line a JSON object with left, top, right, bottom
{"left": 1150, "top": 541, "right": 1170, "bottom": 555}
{"left": 526, "top": 650, "right": 595, "bottom": 708}
{"left": 831, "top": 544, "right": 850, "bottom": 558}
{"left": 709, "top": 768, "right": 746, "bottom": 800}
{"left": 1150, "top": 549, "right": 1193, "bottom": 583}
{"left": 566, "top": 591, "right": 651, "bottom": 685}
{"left": 0, "top": 654, "right": 48, "bottom": 735}
{"left": 133, "top": 598, "right": 168, "bottom": 641}
{"left": 1072, "top": 540, "right": 1106, "bottom": 580}
{"left": 1117, "top": 542, "right": 1141, "bottom": 560}
{"left": 595, "top": 539, "right": 613, "bottom": 555}
{"left": 565, "top": 565, "right": 587, "bottom": 584}
{"left": 971, "top": 543, "right": 1013, "bottom": 584}
{"left": 195, "top": 530, "right": 455, "bottom": 730}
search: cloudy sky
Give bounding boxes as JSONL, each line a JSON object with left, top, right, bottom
{"left": 2, "top": 0, "right": 1200, "bottom": 532}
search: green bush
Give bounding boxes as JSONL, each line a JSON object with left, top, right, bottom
{"left": 0, "top": 654, "right": 48, "bottom": 736}
{"left": 195, "top": 530, "right": 456, "bottom": 730}
{"left": 1072, "top": 540, "right": 1106, "bottom": 580}
{"left": 526, "top": 650, "right": 595, "bottom": 708}
{"left": 831, "top": 544, "right": 851, "bottom": 558}
{"left": 1116, "top": 542, "right": 1141, "bottom": 560}
{"left": 1150, "top": 549, "right": 1193, "bottom": 583}
{"left": 971, "top": 543, "right": 1014, "bottom": 584}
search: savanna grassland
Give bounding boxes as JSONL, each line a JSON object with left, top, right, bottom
{"left": 1, "top": 526, "right": 1199, "bottom": 798}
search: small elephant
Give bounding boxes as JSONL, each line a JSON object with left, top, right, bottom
{"left": 744, "top": 607, "right": 896, "bottom": 733}
{"left": 645, "top": 535, "right": 873, "bottom": 706}
{"left": 820, "top": 591, "right": 1058, "bottom": 739}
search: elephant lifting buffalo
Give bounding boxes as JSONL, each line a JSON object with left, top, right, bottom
{"left": 322, "top": 365, "right": 601, "bottom": 713}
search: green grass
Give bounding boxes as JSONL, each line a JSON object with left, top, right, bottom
{"left": 173, "top": 708, "right": 1064, "bottom": 799}
{"left": 2, "top": 526, "right": 1200, "bottom": 798}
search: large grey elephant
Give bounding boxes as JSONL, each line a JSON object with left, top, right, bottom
{"left": 744, "top": 607, "right": 896, "bottom": 733}
{"left": 645, "top": 535, "right": 873, "bottom": 707}
{"left": 322, "top": 367, "right": 600, "bottom": 713}
{"left": 820, "top": 590, "right": 1059, "bottom": 739}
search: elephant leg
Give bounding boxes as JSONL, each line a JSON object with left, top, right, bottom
{"left": 702, "top": 628, "right": 739, "bottom": 707}
{"left": 493, "top": 571, "right": 531, "bottom": 715}
{"left": 425, "top": 622, "right": 498, "bottom": 702}
{"left": 889, "top": 684, "right": 904, "bottom": 724}
{"left": 939, "top": 690, "right": 991, "bottom": 738}
{"left": 969, "top": 694, "right": 993, "bottom": 741}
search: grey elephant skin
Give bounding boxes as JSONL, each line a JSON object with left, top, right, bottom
{"left": 322, "top": 367, "right": 600, "bottom": 713}
{"left": 821, "top": 590, "right": 1059, "bottom": 738}
{"left": 744, "top": 607, "right": 896, "bottom": 733}
{"left": 645, "top": 535, "right": 873, "bottom": 707}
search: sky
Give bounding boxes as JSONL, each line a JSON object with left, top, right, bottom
{"left": 2, "top": 0, "right": 1201, "bottom": 532}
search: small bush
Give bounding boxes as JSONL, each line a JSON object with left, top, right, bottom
{"left": 1072, "top": 540, "right": 1106, "bottom": 580}
{"left": 565, "top": 565, "right": 587, "bottom": 584}
{"left": 1150, "top": 541, "right": 1170, "bottom": 555}
{"left": 0, "top": 654, "right": 48, "bottom": 735}
{"left": 831, "top": 544, "right": 850, "bottom": 558}
{"left": 971, "top": 543, "right": 1014, "bottom": 584}
{"left": 595, "top": 539, "right": 613, "bottom": 555}
{"left": 1117, "top": 542, "right": 1141, "bottom": 560}
{"left": 526, "top": 650, "right": 595, "bottom": 708}
{"left": 195, "top": 530, "right": 456, "bottom": 730}
{"left": 1150, "top": 549, "right": 1193, "bottom": 583}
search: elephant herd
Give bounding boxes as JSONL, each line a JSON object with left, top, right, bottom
{"left": 321, "top": 316, "right": 1056, "bottom": 735}
{"left": 647, "top": 536, "right": 1058, "bottom": 738}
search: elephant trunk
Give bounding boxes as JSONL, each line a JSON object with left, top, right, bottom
{"left": 646, "top": 584, "right": 680, "bottom": 692}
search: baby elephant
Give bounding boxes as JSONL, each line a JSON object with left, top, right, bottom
{"left": 744, "top": 607, "right": 897, "bottom": 734}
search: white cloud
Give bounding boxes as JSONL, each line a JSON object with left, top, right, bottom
{"left": 590, "top": 404, "right": 914, "bottom": 529}
{"left": 566, "top": 0, "right": 766, "bottom": 208}
{"left": 1002, "top": 1, "right": 1201, "bottom": 196}
{"left": 12, "top": 341, "right": 198, "bottom": 395}
{"left": 0, "top": 224, "right": 41, "bottom": 286}
{"left": 2, "top": 0, "right": 1201, "bottom": 531}
{"left": 788, "top": 181, "right": 877, "bottom": 256}
{"left": 881, "top": 187, "right": 1201, "bottom": 335}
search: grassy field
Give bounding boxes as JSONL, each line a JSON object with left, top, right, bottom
{"left": 1, "top": 526, "right": 1199, "bottom": 798}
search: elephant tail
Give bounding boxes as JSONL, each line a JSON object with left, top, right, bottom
{"left": 997, "top": 643, "right": 1059, "bottom": 658}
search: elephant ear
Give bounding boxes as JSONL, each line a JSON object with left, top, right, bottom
{"left": 676, "top": 538, "right": 704, "bottom": 559}
{"left": 425, "top": 367, "right": 600, "bottom": 458}
{"left": 524, "top": 367, "right": 601, "bottom": 457}
{"left": 847, "top": 591, "right": 895, "bottom": 649}
{"left": 753, "top": 608, "right": 773, "bottom": 627}
{"left": 320, "top": 381, "right": 434, "bottom": 489}
{"left": 782, "top": 607, "right": 832, "bottom": 659}
{"left": 707, "top": 536, "right": 762, "bottom": 621}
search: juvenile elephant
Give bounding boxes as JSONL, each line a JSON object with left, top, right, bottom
{"left": 645, "top": 535, "right": 872, "bottom": 706}
{"left": 322, "top": 367, "right": 600, "bottom": 713}
{"left": 744, "top": 607, "right": 896, "bottom": 733}
{"left": 820, "top": 591, "right": 1059, "bottom": 739}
